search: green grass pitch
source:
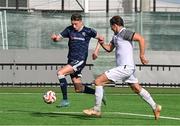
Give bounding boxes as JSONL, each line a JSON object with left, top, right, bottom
{"left": 0, "top": 87, "right": 180, "bottom": 125}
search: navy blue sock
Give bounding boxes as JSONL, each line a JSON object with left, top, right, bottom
{"left": 59, "top": 78, "right": 68, "bottom": 100}
{"left": 83, "top": 85, "right": 95, "bottom": 94}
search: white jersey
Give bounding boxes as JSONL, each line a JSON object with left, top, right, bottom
{"left": 111, "top": 28, "right": 135, "bottom": 67}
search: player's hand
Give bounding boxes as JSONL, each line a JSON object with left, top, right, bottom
{"left": 92, "top": 52, "right": 98, "bottom": 60}
{"left": 51, "top": 34, "right": 59, "bottom": 42}
{"left": 140, "top": 55, "right": 149, "bottom": 65}
{"left": 98, "top": 40, "right": 104, "bottom": 44}
{"left": 98, "top": 36, "right": 104, "bottom": 44}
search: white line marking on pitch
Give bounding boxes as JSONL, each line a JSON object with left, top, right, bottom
{"left": 51, "top": 111, "right": 180, "bottom": 121}
{"left": 106, "top": 112, "right": 180, "bottom": 121}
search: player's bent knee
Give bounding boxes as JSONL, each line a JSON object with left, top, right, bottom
{"left": 57, "top": 70, "right": 62, "bottom": 74}
{"left": 94, "top": 82, "right": 102, "bottom": 86}
{"left": 57, "top": 73, "right": 65, "bottom": 79}
{"left": 132, "top": 88, "right": 139, "bottom": 94}
{"left": 130, "top": 84, "right": 141, "bottom": 94}
{"left": 94, "top": 80, "right": 98, "bottom": 86}
{"left": 94, "top": 80, "right": 102, "bottom": 86}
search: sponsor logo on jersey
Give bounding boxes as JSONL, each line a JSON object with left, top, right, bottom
{"left": 71, "top": 36, "right": 85, "bottom": 41}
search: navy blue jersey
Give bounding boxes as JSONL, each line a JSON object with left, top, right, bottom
{"left": 60, "top": 26, "right": 97, "bottom": 61}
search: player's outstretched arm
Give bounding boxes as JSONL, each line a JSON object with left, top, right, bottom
{"left": 133, "top": 33, "right": 149, "bottom": 65}
{"left": 51, "top": 34, "right": 62, "bottom": 42}
{"left": 98, "top": 39, "right": 115, "bottom": 53}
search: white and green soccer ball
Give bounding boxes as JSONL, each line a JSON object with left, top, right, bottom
{"left": 43, "top": 90, "right": 56, "bottom": 104}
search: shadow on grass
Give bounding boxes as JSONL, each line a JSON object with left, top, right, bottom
{"left": 6, "top": 109, "right": 97, "bottom": 120}
{"left": 32, "top": 111, "right": 98, "bottom": 120}
{"left": 6, "top": 109, "right": 153, "bottom": 121}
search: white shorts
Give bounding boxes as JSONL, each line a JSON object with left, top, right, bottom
{"left": 105, "top": 65, "right": 138, "bottom": 84}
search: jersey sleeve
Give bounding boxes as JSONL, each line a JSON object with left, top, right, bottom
{"left": 60, "top": 27, "right": 70, "bottom": 38}
{"left": 120, "top": 29, "right": 135, "bottom": 41}
{"left": 110, "top": 37, "right": 115, "bottom": 45}
{"left": 88, "top": 28, "right": 97, "bottom": 38}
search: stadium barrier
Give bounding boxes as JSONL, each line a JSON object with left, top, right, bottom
{"left": 0, "top": 63, "right": 180, "bottom": 88}
{"left": 0, "top": 63, "right": 93, "bottom": 71}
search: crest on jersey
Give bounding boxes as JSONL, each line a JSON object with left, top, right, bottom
{"left": 82, "top": 32, "right": 86, "bottom": 36}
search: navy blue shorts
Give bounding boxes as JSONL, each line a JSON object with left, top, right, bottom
{"left": 68, "top": 59, "right": 86, "bottom": 78}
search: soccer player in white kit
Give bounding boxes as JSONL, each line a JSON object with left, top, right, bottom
{"left": 83, "top": 15, "right": 162, "bottom": 120}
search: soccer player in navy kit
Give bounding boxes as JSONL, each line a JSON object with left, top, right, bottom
{"left": 51, "top": 13, "right": 105, "bottom": 107}
{"left": 83, "top": 16, "right": 161, "bottom": 120}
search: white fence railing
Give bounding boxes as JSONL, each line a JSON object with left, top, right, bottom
{"left": 0, "top": 10, "right": 8, "bottom": 50}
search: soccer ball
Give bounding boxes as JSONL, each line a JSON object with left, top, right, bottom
{"left": 43, "top": 90, "right": 56, "bottom": 104}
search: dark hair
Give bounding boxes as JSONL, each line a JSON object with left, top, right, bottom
{"left": 71, "top": 13, "right": 82, "bottom": 21}
{"left": 110, "top": 16, "right": 124, "bottom": 26}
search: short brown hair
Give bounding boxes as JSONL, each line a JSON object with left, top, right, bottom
{"left": 71, "top": 13, "right": 82, "bottom": 21}
{"left": 110, "top": 16, "right": 124, "bottom": 26}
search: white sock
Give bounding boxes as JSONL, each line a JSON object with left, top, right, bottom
{"left": 139, "top": 88, "right": 156, "bottom": 110}
{"left": 94, "top": 86, "right": 103, "bottom": 111}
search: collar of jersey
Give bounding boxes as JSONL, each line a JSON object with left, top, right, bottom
{"left": 115, "top": 27, "right": 126, "bottom": 35}
{"left": 77, "top": 25, "right": 84, "bottom": 32}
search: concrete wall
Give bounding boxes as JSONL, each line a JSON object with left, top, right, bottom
{"left": 0, "top": 49, "right": 180, "bottom": 86}
{"left": 134, "top": 51, "right": 180, "bottom": 85}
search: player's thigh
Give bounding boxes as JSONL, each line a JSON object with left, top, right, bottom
{"left": 68, "top": 59, "right": 85, "bottom": 72}
{"left": 57, "top": 64, "right": 74, "bottom": 75}
{"left": 105, "top": 66, "right": 132, "bottom": 82}
{"left": 94, "top": 73, "right": 110, "bottom": 86}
